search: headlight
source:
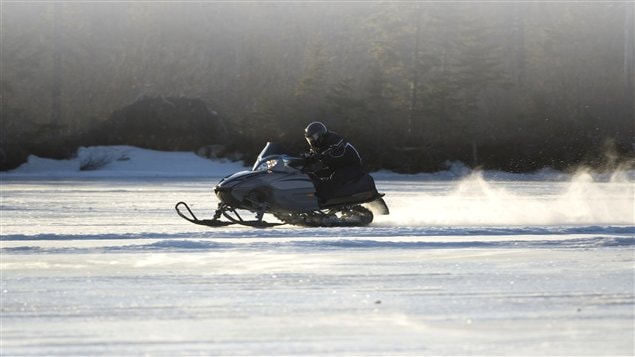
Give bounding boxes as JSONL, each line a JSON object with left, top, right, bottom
{"left": 265, "top": 159, "right": 279, "bottom": 170}
{"left": 256, "top": 159, "right": 279, "bottom": 171}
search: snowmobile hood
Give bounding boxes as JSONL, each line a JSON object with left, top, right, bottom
{"left": 215, "top": 170, "right": 261, "bottom": 191}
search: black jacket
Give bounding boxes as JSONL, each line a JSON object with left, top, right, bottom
{"left": 309, "top": 131, "right": 363, "bottom": 183}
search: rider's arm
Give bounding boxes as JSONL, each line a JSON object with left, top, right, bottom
{"left": 323, "top": 139, "right": 362, "bottom": 168}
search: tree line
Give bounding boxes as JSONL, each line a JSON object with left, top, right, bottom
{"left": 2, "top": 2, "right": 634, "bottom": 172}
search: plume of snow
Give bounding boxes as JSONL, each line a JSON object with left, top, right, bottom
{"left": 382, "top": 170, "right": 634, "bottom": 226}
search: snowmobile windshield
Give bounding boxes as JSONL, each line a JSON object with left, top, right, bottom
{"left": 252, "top": 142, "right": 293, "bottom": 171}
{"left": 257, "top": 142, "right": 289, "bottom": 159}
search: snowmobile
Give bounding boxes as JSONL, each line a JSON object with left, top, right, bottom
{"left": 176, "top": 142, "right": 389, "bottom": 228}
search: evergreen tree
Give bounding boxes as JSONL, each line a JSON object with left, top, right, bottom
{"left": 451, "top": 5, "right": 509, "bottom": 165}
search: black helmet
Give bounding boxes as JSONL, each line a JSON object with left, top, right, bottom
{"left": 304, "top": 121, "right": 328, "bottom": 147}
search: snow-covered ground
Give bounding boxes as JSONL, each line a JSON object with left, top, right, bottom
{"left": 1, "top": 146, "right": 634, "bottom": 355}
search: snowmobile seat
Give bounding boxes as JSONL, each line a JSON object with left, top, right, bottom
{"left": 319, "top": 174, "right": 380, "bottom": 208}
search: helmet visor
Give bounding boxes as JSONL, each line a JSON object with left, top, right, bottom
{"left": 305, "top": 132, "right": 320, "bottom": 147}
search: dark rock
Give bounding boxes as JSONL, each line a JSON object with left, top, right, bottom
{"left": 82, "top": 96, "right": 231, "bottom": 152}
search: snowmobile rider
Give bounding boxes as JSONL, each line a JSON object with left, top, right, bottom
{"left": 303, "top": 121, "right": 365, "bottom": 203}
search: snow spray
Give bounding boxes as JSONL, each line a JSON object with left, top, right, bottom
{"left": 380, "top": 170, "right": 635, "bottom": 226}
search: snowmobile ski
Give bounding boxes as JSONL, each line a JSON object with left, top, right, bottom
{"left": 175, "top": 201, "right": 284, "bottom": 228}
{"left": 175, "top": 202, "right": 234, "bottom": 227}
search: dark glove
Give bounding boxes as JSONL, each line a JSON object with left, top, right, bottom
{"left": 302, "top": 154, "right": 324, "bottom": 173}
{"left": 301, "top": 151, "right": 323, "bottom": 161}
{"left": 314, "top": 153, "right": 325, "bottom": 162}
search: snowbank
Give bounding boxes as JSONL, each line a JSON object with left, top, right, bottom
{"left": 2, "top": 146, "right": 246, "bottom": 178}
{"left": 3, "top": 145, "right": 634, "bottom": 182}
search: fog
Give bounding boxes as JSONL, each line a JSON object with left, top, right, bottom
{"left": 2, "top": 2, "right": 369, "bottom": 125}
{"left": 2, "top": 2, "right": 634, "bottom": 172}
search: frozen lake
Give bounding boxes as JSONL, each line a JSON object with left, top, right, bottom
{"left": 1, "top": 173, "right": 634, "bottom": 355}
